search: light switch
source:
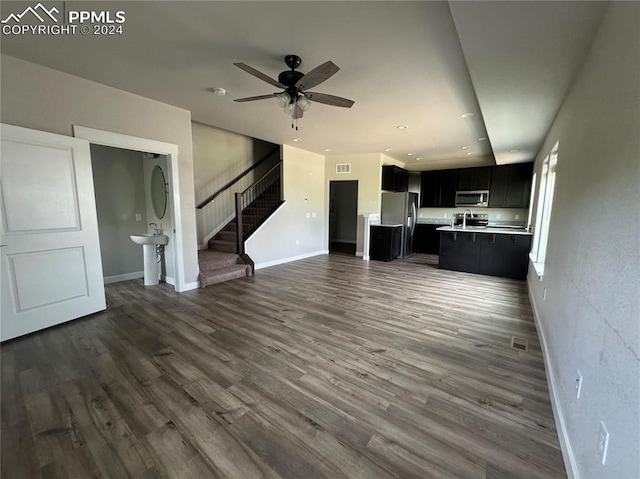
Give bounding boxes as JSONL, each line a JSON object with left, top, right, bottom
{"left": 306, "top": 212, "right": 311, "bottom": 218}
{"left": 312, "top": 212, "right": 317, "bottom": 218}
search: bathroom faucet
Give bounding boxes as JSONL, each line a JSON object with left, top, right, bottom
{"left": 149, "top": 222, "right": 159, "bottom": 235}
{"left": 462, "top": 209, "right": 473, "bottom": 229}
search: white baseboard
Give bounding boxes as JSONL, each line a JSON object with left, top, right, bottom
{"left": 178, "top": 281, "right": 200, "bottom": 292}
{"left": 528, "top": 283, "right": 579, "bottom": 479}
{"left": 355, "top": 251, "right": 364, "bottom": 257}
{"left": 161, "top": 275, "right": 175, "bottom": 286}
{"left": 254, "top": 250, "right": 328, "bottom": 270}
{"left": 104, "top": 271, "right": 144, "bottom": 284}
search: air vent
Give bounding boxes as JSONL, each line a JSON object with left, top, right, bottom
{"left": 511, "top": 336, "right": 528, "bottom": 351}
{"left": 336, "top": 163, "right": 351, "bottom": 174}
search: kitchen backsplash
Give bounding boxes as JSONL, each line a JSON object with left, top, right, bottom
{"left": 417, "top": 207, "right": 529, "bottom": 226}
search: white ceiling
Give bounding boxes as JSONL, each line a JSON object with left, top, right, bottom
{"left": 0, "top": 1, "right": 608, "bottom": 169}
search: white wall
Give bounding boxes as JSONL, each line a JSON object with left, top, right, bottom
{"left": 527, "top": 3, "right": 639, "bottom": 478}
{"left": 0, "top": 54, "right": 199, "bottom": 288}
{"left": 245, "top": 145, "right": 326, "bottom": 268}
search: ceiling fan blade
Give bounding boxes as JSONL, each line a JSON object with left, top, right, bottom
{"left": 296, "top": 61, "right": 340, "bottom": 91}
{"left": 234, "top": 94, "right": 277, "bottom": 103}
{"left": 305, "top": 92, "right": 354, "bottom": 108}
{"left": 234, "top": 63, "right": 285, "bottom": 89}
{"left": 293, "top": 102, "right": 304, "bottom": 119}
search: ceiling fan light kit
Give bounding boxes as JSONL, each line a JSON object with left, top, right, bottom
{"left": 234, "top": 54, "right": 354, "bottom": 130}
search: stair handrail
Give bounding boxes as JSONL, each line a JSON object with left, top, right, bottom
{"left": 196, "top": 146, "right": 280, "bottom": 209}
{"left": 240, "top": 160, "right": 283, "bottom": 197}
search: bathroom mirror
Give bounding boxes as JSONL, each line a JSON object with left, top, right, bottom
{"left": 151, "top": 165, "right": 167, "bottom": 219}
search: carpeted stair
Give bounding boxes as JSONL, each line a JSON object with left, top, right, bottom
{"left": 199, "top": 188, "right": 282, "bottom": 288}
{"left": 198, "top": 250, "right": 252, "bottom": 288}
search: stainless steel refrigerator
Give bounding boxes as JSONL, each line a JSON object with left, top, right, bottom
{"left": 381, "top": 191, "right": 419, "bottom": 258}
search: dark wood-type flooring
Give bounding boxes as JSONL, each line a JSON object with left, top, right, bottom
{"left": 1, "top": 254, "right": 566, "bottom": 478}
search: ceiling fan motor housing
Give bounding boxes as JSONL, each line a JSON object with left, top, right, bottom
{"left": 278, "top": 69, "right": 304, "bottom": 103}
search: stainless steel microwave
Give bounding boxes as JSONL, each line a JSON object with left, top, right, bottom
{"left": 455, "top": 190, "right": 489, "bottom": 207}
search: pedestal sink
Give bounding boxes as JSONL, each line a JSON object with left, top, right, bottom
{"left": 130, "top": 234, "right": 169, "bottom": 286}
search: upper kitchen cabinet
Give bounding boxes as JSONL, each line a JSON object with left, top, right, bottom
{"left": 456, "top": 167, "right": 491, "bottom": 191}
{"left": 420, "top": 171, "right": 439, "bottom": 207}
{"left": 382, "top": 165, "right": 409, "bottom": 192}
{"left": 489, "top": 163, "right": 533, "bottom": 208}
{"left": 420, "top": 169, "right": 457, "bottom": 207}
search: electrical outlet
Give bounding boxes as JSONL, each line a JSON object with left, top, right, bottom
{"left": 306, "top": 212, "right": 310, "bottom": 218}
{"left": 597, "top": 421, "right": 610, "bottom": 465}
{"left": 295, "top": 239, "right": 299, "bottom": 245}
{"left": 135, "top": 213, "right": 142, "bottom": 221}
{"left": 515, "top": 214, "right": 520, "bottom": 220}
{"left": 543, "top": 288, "right": 547, "bottom": 300}
{"left": 575, "top": 370, "right": 583, "bottom": 399}
{"left": 496, "top": 214, "right": 501, "bottom": 220}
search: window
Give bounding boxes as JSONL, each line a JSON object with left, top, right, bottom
{"left": 530, "top": 142, "right": 559, "bottom": 276}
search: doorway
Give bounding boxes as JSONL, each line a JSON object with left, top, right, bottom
{"left": 90, "top": 145, "right": 174, "bottom": 286}
{"left": 73, "top": 125, "right": 187, "bottom": 292}
{"left": 329, "top": 180, "right": 358, "bottom": 255}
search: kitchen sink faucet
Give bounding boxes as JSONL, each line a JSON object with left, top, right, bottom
{"left": 463, "top": 209, "right": 473, "bottom": 229}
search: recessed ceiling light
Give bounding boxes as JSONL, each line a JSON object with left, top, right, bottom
{"left": 461, "top": 146, "right": 469, "bottom": 150}
{"left": 477, "top": 137, "right": 488, "bottom": 141}
{"left": 461, "top": 112, "right": 474, "bottom": 118}
{"left": 211, "top": 87, "right": 227, "bottom": 97}
{"left": 407, "top": 153, "right": 415, "bottom": 156}
{"left": 466, "top": 152, "right": 473, "bottom": 155}
{"left": 416, "top": 157, "right": 423, "bottom": 161}
{"left": 510, "top": 149, "right": 519, "bottom": 153}
{"left": 396, "top": 125, "right": 409, "bottom": 130}
{"left": 293, "top": 138, "right": 302, "bottom": 142}
{"left": 324, "top": 148, "right": 333, "bottom": 152}
{"left": 384, "top": 148, "right": 392, "bottom": 152}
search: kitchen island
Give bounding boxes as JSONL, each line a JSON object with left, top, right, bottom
{"left": 437, "top": 226, "right": 532, "bottom": 279}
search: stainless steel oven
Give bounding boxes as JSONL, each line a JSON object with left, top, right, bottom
{"left": 455, "top": 190, "right": 489, "bottom": 207}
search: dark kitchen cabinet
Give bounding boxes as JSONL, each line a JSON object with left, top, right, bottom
{"left": 438, "top": 231, "right": 481, "bottom": 273}
{"left": 439, "top": 231, "right": 532, "bottom": 279}
{"left": 420, "top": 171, "right": 439, "bottom": 207}
{"left": 457, "top": 167, "right": 491, "bottom": 191}
{"left": 489, "top": 163, "right": 533, "bottom": 208}
{"left": 488, "top": 166, "right": 509, "bottom": 207}
{"left": 370, "top": 225, "right": 402, "bottom": 262}
{"left": 479, "top": 233, "right": 532, "bottom": 279}
{"left": 414, "top": 224, "right": 441, "bottom": 254}
{"left": 439, "top": 169, "right": 457, "bottom": 207}
{"left": 420, "top": 169, "right": 457, "bottom": 207}
{"left": 505, "top": 163, "right": 533, "bottom": 208}
{"left": 382, "top": 165, "right": 409, "bottom": 192}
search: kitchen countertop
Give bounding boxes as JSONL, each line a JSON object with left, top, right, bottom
{"left": 374, "top": 224, "right": 403, "bottom": 228}
{"left": 436, "top": 225, "right": 532, "bottom": 236}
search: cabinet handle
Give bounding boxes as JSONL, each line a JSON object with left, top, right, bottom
{"left": 452, "top": 232, "right": 457, "bottom": 241}
{"left": 490, "top": 234, "right": 496, "bottom": 244}
{"left": 471, "top": 233, "right": 476, "bottom": 242}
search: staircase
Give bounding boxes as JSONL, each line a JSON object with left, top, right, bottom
{"left": 198, "top": 250, "right": 252, "bottom": 287}
{"left": 198, "top": 158, "right": 283, "bottom": 288}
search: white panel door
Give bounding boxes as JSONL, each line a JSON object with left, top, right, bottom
{"left": 1, "top": 124, "right": 106, "bottom": 341}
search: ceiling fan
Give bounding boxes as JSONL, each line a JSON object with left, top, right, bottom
{"left": 233, "top": 54, "right": 354, "bottom": 129}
